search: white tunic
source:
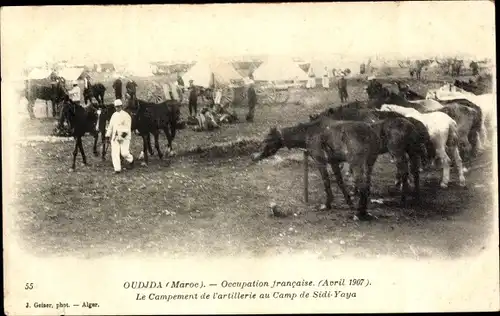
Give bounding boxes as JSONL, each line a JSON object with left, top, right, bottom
{"left": 106, "top": 110, "right": 132, "bottom": 141}
{"left": 69, "top": 86, "right": 81, "bottom": 102}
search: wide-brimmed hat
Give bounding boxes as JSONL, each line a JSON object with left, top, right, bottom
{"left": 114, "top": 99, "right": 123, "bottom": 107}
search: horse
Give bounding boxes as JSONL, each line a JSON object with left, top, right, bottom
{"left": 57, "top": 100, "right": 100, "bottom": 171}
{"left": 84, "top": 83, "right": 106, "bottom": 106}
{"left": 125, "top": 98, "right": 181, "bottom": 166}
{"left": 399, "top": 86, "right": 483, "bottom": 156}
{"left": 426, "top": 83, "right": 495, "bottom": 148}
{"left": 251, "top": 117, "right": 380, "bottom": 221}
{"left": 379, "top": 89, "right": 445, "bottom": 112}
{"left": 25, "top": 80, "right": 67, "bottom": 119}
{"left": 310, "top": 105, "right": 432, "bottom": 205}
{"left": 379, "top": 104, "right": 465, "bottom": 188}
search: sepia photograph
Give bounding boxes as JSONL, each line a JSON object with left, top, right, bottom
{"left": 2, "top": 2, "right": 498, "bottom": 314}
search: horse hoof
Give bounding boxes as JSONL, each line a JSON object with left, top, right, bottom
{"left": 419, "top": 167, "right": 424, "bottom": 172}
{"left": 462, "top": 167, "right": 469, "bottom": 173}
{"left": 440, "top": 182, "right": 448, "bottom": 189}
{"left": 459, "top": 178, "right": 466, "bottom": 187}
{"left": 138, "top": 151, "right": 144, "bottom": 160}
{"left": 353, "top": 212, "right": 376, "bottom": 221}
{"left": 69, "top": 168, "right": 75, "bottom": 172}
{"left": 140, "top": 162, "right": 148, "bottom": 167}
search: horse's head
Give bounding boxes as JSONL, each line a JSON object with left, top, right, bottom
{"left": 251, "top": 127, "right": 283, "bottom": 161}
{"left": 309, "top": 107, "right": 334, "bottom": 121}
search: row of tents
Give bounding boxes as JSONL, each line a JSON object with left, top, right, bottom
{"left": 24, "top": 57, "right": 365, "bottom": 89}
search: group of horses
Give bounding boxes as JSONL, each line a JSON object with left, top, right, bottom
{"left": 251, "top": 80, "right": 495, "bottom": 221}
{"left": 56, "top": 97, "right": 181, "bottom": 170}
{"left": 25, "top": 78, "right": 106, "bottom": 119}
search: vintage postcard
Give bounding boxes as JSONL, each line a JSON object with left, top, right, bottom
{"left": 2, "top": 2, "right": 498, "bottom": 315}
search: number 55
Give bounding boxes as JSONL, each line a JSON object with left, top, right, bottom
{"left": 25, "top": 283, "right": 33, "bottom": 290}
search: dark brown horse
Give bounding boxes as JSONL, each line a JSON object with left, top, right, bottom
{"left": 57, "top": 101, "right": 99, "bottom": 170}
{"left": 126, "top": 99, "right": 181, "bottom": 165}
{"left": 310, "top": 105, "right": 431, "bottom": 205}
{"left": 84, "top": 83, "right": 106, "bottom": 106}
{"left": 251, "top": 117, "right": 380, "bottom": 221}
{"left": 25, "top": 80, "right": 67, "bottom": 119}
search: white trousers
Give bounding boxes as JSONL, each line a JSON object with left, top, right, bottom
{"left": 111, "top": 138, "right": 134, "bottom": 171}
{"left": 322, "top": 77, "right": 330, "bottom": 88}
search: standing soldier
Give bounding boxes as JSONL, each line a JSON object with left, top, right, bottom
{"left": 113, "top": 75, "right": 123, "bottom": 100}
{"left": 337, "top": 72, "right": 348, "bottom": 103}
{"left": 306, "top": 66, "right": 316, "bottom": 89}
{"left": 246, "top": 76, "right": 257, "bottom": 122}
{"left": 105, "top": 99, "right": 135, "bottom": 174}
{"left": 188, "top": 80, "right": 198, "bottom": 117}
{"left": 322, "top": 66, "right": 330, "bottom": 89}
{"left": 83, "top": 74, "right": 92, "bottom": 106}
{"left": 69, "top": 81, "right": 81, "bottom": 106}
{"left": 177, "top": 73, "right": 185, "bottom": 93}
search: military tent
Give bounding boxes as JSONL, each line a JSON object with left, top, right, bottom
{"left": 27, "top": 68, "right": 53, "bottom": 80}
{"left": 182, "top": 60, "right": 244, "bottom": 88}
{"left": 57, "top": 67, "right": 85, "bottom": 82}
{"left": 252, "top": 57, "right": 308, "bottom": 82}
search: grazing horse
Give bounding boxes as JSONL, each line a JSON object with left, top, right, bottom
{"left": 126, "top": 99, "right": 181, "bottom": 165}
{"left": 251, "top": 117, "right": 380, "bottom": 221}
{"left": 310, "top": 105, "right": 432, "bottom": 204}
{"left": 25, "top": 80, "right": 67, "bottom": 119}
{"left": 84, "top": 83, "right": 106, "bottom": 106}
{"left": 57, "top": 101, "right": 99, "bottom": 170}
{"left": 379, "top": 104, "right": 465, "bottom": 188}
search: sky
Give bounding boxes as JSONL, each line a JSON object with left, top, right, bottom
{"left": 1, "top": 2, "right": 496, "bottom": 78}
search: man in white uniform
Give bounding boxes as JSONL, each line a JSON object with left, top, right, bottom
{"left": 105, "top": 99, "right": 135, "bottom": 174}
{"left": 69, "top": 81, "right": 81, "bottom": 105}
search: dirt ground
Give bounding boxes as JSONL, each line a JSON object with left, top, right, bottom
{"left": 8, "top": 77, "right": 496, "bottom": 260}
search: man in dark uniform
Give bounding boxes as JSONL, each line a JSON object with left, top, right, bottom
{"left": 246, "top": 75, "right": 257, "bottom": 122}
{"left": 366, "top": 76, "right": 383, "bottom": 100}
{"left": 177, "top": 73, "right": 185, "bottom": 93}
{"left": 126, "top": 79, "right": 138, "bottom": 105}
{"left": 337, "top": 72, "right": 348, "bottom": 103}
{"left": 113, "top": 75, "right": 123, "bottom": 100}
{"left": 188, "top": 80, "right": 198, "bottom": 117}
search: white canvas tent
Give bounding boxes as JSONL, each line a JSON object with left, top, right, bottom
{"left": 123, "top": 63, "right": 155, "bottom": 77}
{"left": 57, "top": 67, "right": 85, "bottom": 82}
{"left": 27, "top": 68, "right": 53, "bottom": 80}
{"left": 252, "top": 58, "right": 309, "bottom": 82}
{"left": 182, "top": 60, "right": 243, "bottom": 88}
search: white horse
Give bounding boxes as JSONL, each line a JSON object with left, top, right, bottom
{"left": 379, "top": 104, "right": 465, "bottom": 188}
{"left": 426, "top": 84, "right": 496, "bottom": 147}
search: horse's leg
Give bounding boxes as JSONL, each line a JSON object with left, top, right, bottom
{"left": 437, "top": 145, "right": 451, "bottom": 188}
{"left": 312, "top": 154, "right": 333, "bottom": 210}
{"left": 409, "top": 152, "right": 421, "bottom": 202}
{"left": 78, "top": 136, "right": 87, "bottom": 165}
{"left": 147, "top": 134, "right": 154, "bottom": 156}
{"left": 101, "top": 131, "right": 106, "bottom": 161}
{"left": 141, "top": 135, "right": 149, "bottom": 166}
{"left": 451, "top": 145, "right": 466, "bottom": 187}
{"left": 394, "top": 152, "right": 410, "bottom": 206}
{"left": 71, "top": 138, "right": 79, "bottom": 170}
{"left": 330, "top": 161, "right": 354, "bottom": 209}
{"left": 164, "top": 126, "right": 174, "bottom": 156}
{"left": 92, "top": 132, "right": 99, "bottom": 156}
{"left": 27, "top": 101, "right": 35, "bottom": 119}
{"left": 351, "top": 161, "right": 375, "bottom": 221}
{"left": 154, "top": 132, "right": 163, "bottom": 160}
